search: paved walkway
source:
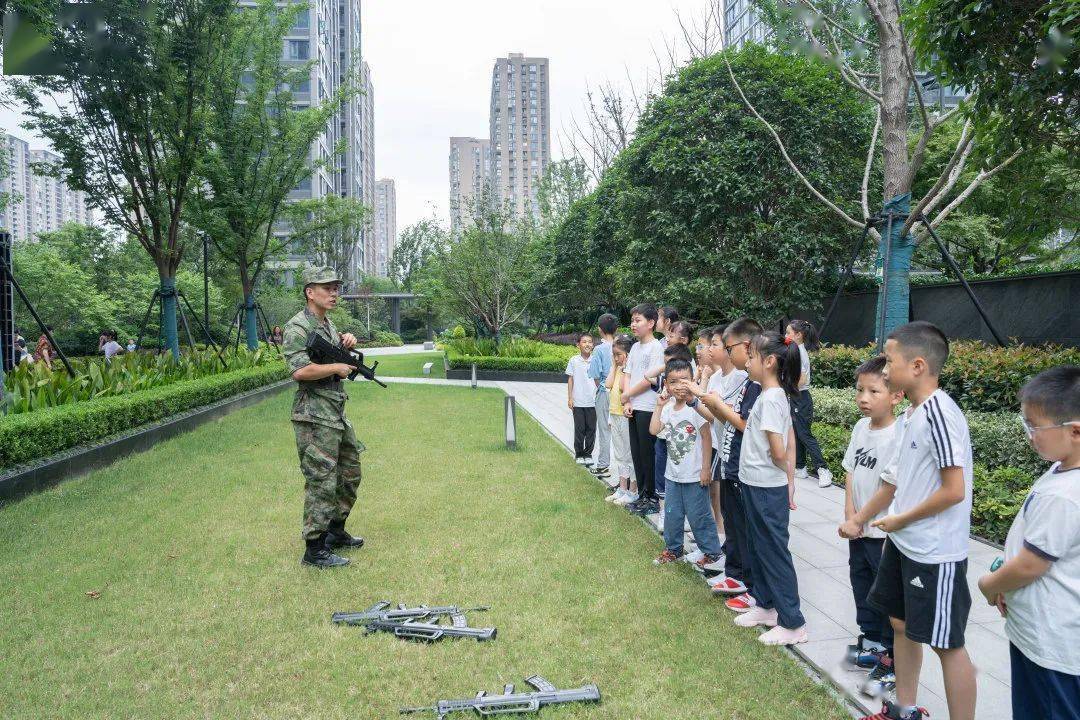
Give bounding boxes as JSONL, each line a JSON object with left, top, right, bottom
{"left": 382, "top": 375, "right": 1012, "bottom": 718}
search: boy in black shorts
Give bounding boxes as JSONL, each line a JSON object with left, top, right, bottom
{"left": 862, "top": 322, "right": 977, "bottom": 720}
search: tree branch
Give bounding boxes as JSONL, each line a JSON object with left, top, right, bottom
{"left": 795, "top": 0, "right": 880, "bottom": 48}
{"left": 862, "top": 105, "right": 881, "bottom": 220}
{"left": 928, "top": 149, "right": 1023, "bottom": 230}
{"left": 905, "top": 119, "right": 973, "bottom": 234}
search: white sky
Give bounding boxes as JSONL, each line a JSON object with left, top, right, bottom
{"left": 2, "top": 0, "right": 709, "bottom": 230}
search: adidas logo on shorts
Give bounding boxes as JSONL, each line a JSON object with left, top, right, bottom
{"left": 910, "top": 441, "right": 918, "bottom": 449}
{"left": 910, "top": 576, "right": 924, "bottom": 589}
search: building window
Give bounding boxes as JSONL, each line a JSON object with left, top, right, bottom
{"left": 287, "top": 40, "right": 310, "bottom": 60}
{"left": 293, "top": 8, "right": 310, "bottom": 31}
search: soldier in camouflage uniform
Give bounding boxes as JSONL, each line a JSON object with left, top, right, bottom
{"left": 283, "top": 266, "right": 366, "bottom": 568}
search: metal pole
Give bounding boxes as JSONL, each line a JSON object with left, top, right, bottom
{"left": 0, "top": 255, "right": 76, "bottom": 376}
{"left": 178, "top": 289, "right": 229, "bottom": 368}
{"left": 505, "top": 395, "right": 517, "bottom": 449}
{"left": 919, "top": 215, "right": 1008, "bottom": 347}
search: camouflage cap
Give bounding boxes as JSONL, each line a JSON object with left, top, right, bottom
{"left": 301, "top": 265, "right": 343, "bottom": 288}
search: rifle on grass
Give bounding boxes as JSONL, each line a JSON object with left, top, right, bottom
{"left": 305, "top": 331, "right": 387, "bottom": 387}
{"left": 362, "top": 617, "right": 496, "bottom": 642}
{"left": 332, "top": 601, "right": 490, "bottom": 626}
{"left": 400, "top": 675, "right": 601, "bottom": 719}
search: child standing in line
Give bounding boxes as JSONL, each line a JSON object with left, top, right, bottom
{"left": 566, "top": 332, "right": 597, "bottom": 466}
{"left": 657, "top": 306, "right": 679, "bottom": 349}
{"left": 977, "top": 365, "right": 1080, "bottom": 720}
{"left": 606, "top": 335, "right": 639, "bottom": 506}
{"left": 588, "top": 313, "right": 619, "bottom": 482}
{"left": 690, "top": 318, "right": 763, "bottom": 600}
{"left": 650, "top": 358, "right": 724, "bottom": 567}
{"left": 861, "top": 321, "right": 977, "bottom": 720}
{"left": 622, "top": 304, "right": 666, "bottom": 516}
{"left": 837, "top": 356, "right": 903, "bottom": 697}
{"left": 733, "top": 331, "right": 807, "bottom": 646}
{"left": 785, "top": 319, "right": 833, "bottom": 488}
{"left": 648, "top": 320, "right": 694, "bottom": 524}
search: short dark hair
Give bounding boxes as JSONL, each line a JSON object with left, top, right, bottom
{"left": 613, "top": 334, "right": 634, "bottom": 354}
{"left": 887, "top": 321, "right": 949, "bottom": 375}
{"left": 664, "top": 343, "right": 693, "bottom": 363}
{"left": 659, "top": 306, "right": 679, "bottom": 322}
{"left": 665, "top": 357, "right": 693, "bottom": 376}
{"left": 597, "top": 313, "right": 619, "bottom": 335}
{"left": 855, "top": 355, "right": 888, "bottom": 381}
{"left": 576, "top": 332, "right": 593, "bottom": 344}
{"left": 668, "top": 320, "right": 693, "bottom": 340}
{"left": 710, "top": 324, "right": 728, "bottom": 340}
{"left": 630, "top": 303, "right": 658, "bottom": 326}
{"left": 1019, "top": 365, "right": 1080, "bottom": 425}
{"left": 722, "top": 317, "right": 763, "bottom": 342}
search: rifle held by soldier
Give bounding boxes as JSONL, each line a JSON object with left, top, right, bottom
{"left": 305, "top": 331, "right": 387, "bottom": 387}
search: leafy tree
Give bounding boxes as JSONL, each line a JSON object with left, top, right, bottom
{"left": 284, "top": 195, "right": 370, "bottom": 284}
{"left": 612, "top": 48, "right": 872, "bottom": 322}
{"left": 9, "top": 0, "right": 232, "bottom": 357}
{"left": 535, "top": 158, "right": 590, "bottom": 233}
{"left": 438, "top": 200, "right": 548, "bottom": 343}
{"left": 190, "top": 0, "right": 358, "bottom": 349}
{"left": 389, "top": 217, "right": 447, "bottom": 291}
{"left": 910, "top": 0, "right": 1079, "bottom": 160}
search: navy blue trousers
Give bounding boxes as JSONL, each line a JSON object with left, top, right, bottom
{"left": 742, "top": 483, "right": 805, "bottom": 629}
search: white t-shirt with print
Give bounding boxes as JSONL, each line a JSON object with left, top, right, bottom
{"left": 659, "top": 402, "right": 709, "bottom": 483}
{"left": 707, "top": 367, "right": 749, "bottom": 450}
{"left": 626, "top": 338, "right": 665, "bottom": 412}
{"left": 565, "top": 354, "right": 596, "bottom": 408}
{"left": 798, "top": 344, "right": 811, "bottom": 391}
{"left": 1004, "top": 463, "right": 1080, "bottom": 675}
{"left": 842, "top": 417, "right": 901, "bottom": 539}
{"left": 739, "top": 386, "right": 792, "bottom": 488}
{"left": 882, "top": 389, "right": 973, "bottom": 564}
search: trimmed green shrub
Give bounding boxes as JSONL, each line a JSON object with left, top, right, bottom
{"left": 357, "top": 330, "right": 403, "bottom": 348}
{"left": 448, "top": 355, "right": 568, "bottom": 373}
{"left": 444, "top": 337, "right": 576, "bottom": 373}
{"left": 0, "top": 363, "right": 288, "bottom": 470}
{"left": 813, "top": 341, "right": 1080, "bottom": 412}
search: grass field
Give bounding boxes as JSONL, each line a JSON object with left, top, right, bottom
{"left": 372, "top": 351, "right": 447, "bottom": 378}
{"left": 0, "top": 383, "right": 848, "bottom": 719}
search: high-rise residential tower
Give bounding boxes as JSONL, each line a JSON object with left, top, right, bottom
{"left": 488, "top": 53, "right": 550, "bottom": 221}
{"left": 1, "top": 135, "right": 90, "bottom": 242}
{"left": 359, "top": 61, "right": 377, "bottom": 277}
{"left": 373, "top": 178, "right": 396, "bottom": 277}
{"left": 448, "top": 136, "right": 491, "bottom": 232}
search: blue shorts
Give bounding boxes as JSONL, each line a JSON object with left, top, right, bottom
{"left": 1011, "top": 642, "right": 1080, "bottom": 720}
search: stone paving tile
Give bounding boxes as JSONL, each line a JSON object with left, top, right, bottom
{"left": 385, "top": 377, "right": 1014, "bottom": 716}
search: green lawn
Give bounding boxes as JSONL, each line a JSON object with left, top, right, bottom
{"left": 372, "top": 350, "right": 446, "bottom": 378}
{"left": 0, "top": 383, "right": 847, "bottom": 719}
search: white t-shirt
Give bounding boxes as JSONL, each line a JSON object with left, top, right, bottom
{"left": 706, "top": 367, "right": 749, "bottom": 450}
{"left": 842, "top": 417, "right": 901, "bottom": 539}
{"left": 798, "top": 344, "right": 811, "bottom": 391}
{"left": 1004, "top": 463, "right": 1080, "bottom": 675}
{"left": 102, "top": 340, "right": 123, "bottom": 359}
{"left": 882, "top": 389, "right": 973, "bottom": 564}
{"left": 565, "top": 354, "right": 596, "bottom": 408}
{"left": 738, "top": 386, "right": 792, "bottom": 488}
{"left": 658, "top": 402, "right": 709, "bottom": 483}
{"left": 626, "top": 338, "right": 665, "bottom": 412}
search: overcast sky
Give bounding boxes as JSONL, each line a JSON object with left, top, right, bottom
{"left": 2, "top": 0, "right": 709, "bottom": 231}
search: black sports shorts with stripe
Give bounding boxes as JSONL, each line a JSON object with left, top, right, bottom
{"left": 867, "top": 537, "right": 971, "bottom": 649}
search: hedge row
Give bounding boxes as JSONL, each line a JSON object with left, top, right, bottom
{"left": 812, "top": 421, "right": 1033, "bottom": 545}
{"left": 813, "top": 341, "right": 1080, "bottom": 412}
{"left": 446, "top": 354, "right": 567, "bottom": 373}
{"left": 0, "top": 363, "right": 288, "bottom": 470}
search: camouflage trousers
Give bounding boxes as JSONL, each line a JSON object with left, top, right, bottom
{"left": 293, "top": 420, "right": 363, "bottom": 540}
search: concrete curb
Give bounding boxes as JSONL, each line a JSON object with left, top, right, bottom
{"left": 446, "top": 368, "right": 563, "bottom": 383}
{"left": 0, "top": 379, "right": 293, "bottom": 504}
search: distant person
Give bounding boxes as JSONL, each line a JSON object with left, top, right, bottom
{"left": 272, "top": 325, "right": 284, "bottom": 345}
{"left": 16, "top": 337, "right": 31, "bottom": 364}
{"left": 100, "top": 330, "right": 123, "bottom": 361}
{"left": 34, "top": 327, "right": 55, "bottom": 369}
{"left": 126, "top": 338, "right": 137, "bottom": 353}
{"left": 785, "top": 319, "right": 833, "bottom": 488}
{"left": 605, "top": 334, "right": 638, "bottom": 506}
{"left": 656, "top": 305, "right": 679, "bottom": 349}
{"left": 566, "top": 332, "right": 597, "bottom": 466}
{"left": 587, "top": 313, "right": 618, "bottom": 481}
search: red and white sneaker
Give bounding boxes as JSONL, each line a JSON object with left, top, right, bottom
{"left": 653, "top": 549, "right": 681, "bottom": 565}
{"left": 859, "top": 702, "right": 929, "bottom": 720}
{"left": 725, "top": 593, "right": 756, "bottom": 612}
{"left": 709, "top": 575, "right": 747, "bottom": 595}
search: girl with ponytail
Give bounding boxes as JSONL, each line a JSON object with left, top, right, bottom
{"left": 733, "top": 330, "right": 808, "bottom": 646}
{"left": 785, "top": 319, "right": 832, "bottom": 489}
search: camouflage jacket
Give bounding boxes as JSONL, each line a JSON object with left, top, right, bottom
{"left": 283, "top": 308, "right": 349, "bottom": 429}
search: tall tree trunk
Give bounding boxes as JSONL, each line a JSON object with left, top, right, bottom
{"left": 159, "top": 273, "right": 181, "bottom": 359}
{"left": 873, "top": 0, "right": 916, "bottom": 342}
{"left": 239, "top": 264, "right": 259, "bottom": 351}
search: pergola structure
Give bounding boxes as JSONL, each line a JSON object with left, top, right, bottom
{"left": 339, "top": 292, "right": 416, "bottom": 335}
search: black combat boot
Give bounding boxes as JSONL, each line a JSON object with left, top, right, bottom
{"left": 301, "top": 533, "right": 350, "bottom": 568}
{"left": 325, "top": 519, "right": 365, "bottom": 549}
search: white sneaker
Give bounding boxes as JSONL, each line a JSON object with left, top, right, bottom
{"left": 605, "top": 489, "right": 626, "bottom": 503}
{"left": 734, "top": 607, "right": 778, "bottom": 628}
{"left": 795, "top": 467, "right": 809, "bottom": 481}
{"left": 817, "top": 467, "right": 834, "bottom": 488}
{"left": 613, "top": 491, "right": 638, "bottom": 506}
{"left": 575, "top": 457, "right": 587, "bottom": 465}
{"left": 684, "top": 549, "right": 706, "bottom": 564}
{"left": 758, "top": 624, "right": 808, "bottom": 645}
{"left": 695, "top": 553, "right": 726, "bottom": 573}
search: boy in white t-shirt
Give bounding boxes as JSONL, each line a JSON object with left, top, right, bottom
{"left": 566, "top": 333, "right": 596, "bottom": 465}
{"left": 837, "top": 355, "right": 903, "bottom": 696}
{"left": 863, "top": 321, "right": 976, "bottom": 720}
{"left": 649, "top": 358, "right": 723, "bottom": 566}
{"left": 977, "top": 365, "right": 1080, "bottom": 720}
{"left": 621, "top": 303, "right": 666, "bottom": 515}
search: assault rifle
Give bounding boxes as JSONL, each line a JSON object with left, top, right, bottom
{"left": 305, "top": 331, "right": 387, "bottom": 387}
{"left": 332, "top": 601, "right": 490, "bottom": 626}
{"left": 362, "top": 617, "right": 496, "bottom": 642}
{"left": 401, "top": 676, "right": 601, "bottom": 719}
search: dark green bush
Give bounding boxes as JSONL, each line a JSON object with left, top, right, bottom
{"left": 447, "top": 355, "right": 567, "bottom": 373}
{"left": 813, "top": 341, "right": 1080, "bottom": 412}
{"left": 0, "top": 364, "right": 288, "bottom": 470}
{"left": 357, "top": 330, "right": 403, "bottom": 348}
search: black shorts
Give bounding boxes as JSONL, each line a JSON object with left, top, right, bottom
{"left": 867, "top": 538, "right": 971, "bottom": 649}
